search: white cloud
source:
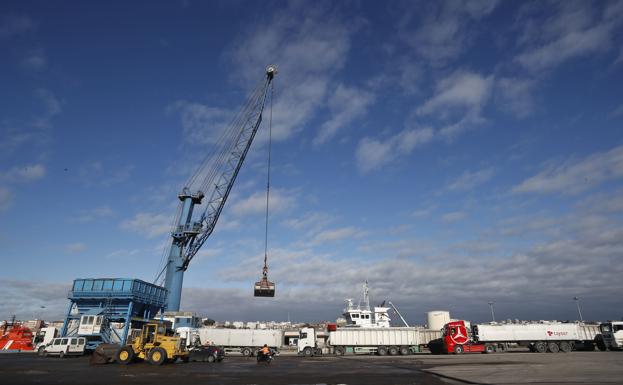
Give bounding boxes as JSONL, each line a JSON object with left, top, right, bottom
{"left": 0, "top": 186, "right": 13, "bottom": 212}
{"left": 0, "top": 14, "right": 35, "bottom": 39}
{"left": 283, "top": 211, "right": 334, "bottom": 232}
{"left": 227, "top": 3, "right": 357, "bottom": 143}
{"left": 356, "top": 128, "right": 434, "bottom": 173}
{"left": 65, "top": 242, "right": 86, "bottom": 253}
{"left": 512, "top": 145, "right": 623, "bottom": 195}
{"left": 515, "top": 1, "right": 622, "bottom": 72}
{"left": 230, "top": 189, "right": 296, "bottom": 217}
{"left": 72, "top": 206, "right": 114, "bottom": 223}
{"left": 167, "top": 101, "right": 232, "bottom": 145}
{"left": 495, "top": 77, "right": 536, "bottom": 118}
{"left": 0, "top": 164, "right": 45, "bottom": 183}
{"left": 32, "top": 88, "right": 62, "bottom": 129}
{"left": 441, "top": 211, "right": 466, "bottom": 223}
{"left": 120, "top": 212, "right": 172, "bottom": 238}
{"left": 314, "top": 84, "right": 375, "bottom": 145}
{"left": 311, "top": 226, "right": 361, "bottom": 244}
{"left": 417, "top": 71, "right": 494, "bottom": 117}
{"left": 448, "top": 167, "right": 495, "bottom": 191}
{"left": 403, "top": 0, "right": 499, "bottom": 65}
{"left": 22, "top": 48, "right": 46, "bottom": 71}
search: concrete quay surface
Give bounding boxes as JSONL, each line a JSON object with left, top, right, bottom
{"left": 0, "top": 350, "right": 620, "bottom": 385}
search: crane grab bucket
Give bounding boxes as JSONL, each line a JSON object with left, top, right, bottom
{"left": 253, "top": 277, "right": 275, "bottom": 297}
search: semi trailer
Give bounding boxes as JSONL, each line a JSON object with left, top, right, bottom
{"left": 430, "top": 320, "right": 600, "bottom": 354}
{"left": 297, "top": 327, "right": 441, "bottom": 356}
{"left": 177, "top": 327, "right": 282, "bottom": 356}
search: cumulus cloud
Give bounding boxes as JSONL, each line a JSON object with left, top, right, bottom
{"left": 512, "top": 145, "right": 623, "bottom": 195}
{"left": 447, "top": 167, "right": 495, "bottom": 191}
{"left": 417, "top": 71, "right": 494, "bottom": 117}
{"left": 314, "top": 84, "right": 375, "bottom": 145}
{"left": 227, "top": 3, "right": 358, "bottom": 143}
{"left": 515, "top": 1, "right": 623, "bottom": 72}
{"left": 167, "top": 101, "right": 232, "bottom": 145}
{"left": 230, "top": 189, "right": 296, "bottom": 217}
{"left": 356, "top": 128, "right": 434, "bottom": 173}
{"left": 0, "top": 279, "right": 69, "bottom": 321}
{"left": 0, "top": 164, "right": 45, "bottom": 182}
{"left": 120, "top": 212, "right": 172, "bottom": 238}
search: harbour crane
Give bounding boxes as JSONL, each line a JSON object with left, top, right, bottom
{"left": 157, "top": 65, "right": 277, "bottom": 311}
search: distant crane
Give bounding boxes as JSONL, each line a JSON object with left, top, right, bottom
{"left": 156, "top": 65, "right": 277, "bottom": 311}
{"left": 388, "top": 301, "right": 410, "bottom": 327}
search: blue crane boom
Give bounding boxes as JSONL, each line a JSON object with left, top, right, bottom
{"left": 162, "top": 65, "right": 277, "bottom": 311}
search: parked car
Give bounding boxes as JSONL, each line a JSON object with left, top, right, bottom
{"left": 188, "top": 345, "right": 225, "bottom": 362}
{"left": 39, "top": 337, "right": 86, "bottom": 358}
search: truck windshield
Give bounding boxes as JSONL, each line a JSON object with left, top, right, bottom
{"left": 601, "top": 325, "right": 612, "bottom": 332}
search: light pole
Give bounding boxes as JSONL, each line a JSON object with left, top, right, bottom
{"left": 488, "top": 301, "right": 496, "bottom": 322}
{"left": 573, "top": 296, "right": 584, "bottom": 322}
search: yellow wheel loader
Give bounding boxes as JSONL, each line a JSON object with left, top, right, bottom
{"left": 116, "top": 323, "right": 188, "bottom": 365}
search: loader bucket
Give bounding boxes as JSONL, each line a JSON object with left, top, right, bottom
{"left": 254, "top": 278, "right": 275, "bottom": 297}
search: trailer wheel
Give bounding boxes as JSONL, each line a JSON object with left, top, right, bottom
{"left": 334, "top": 346, "right": 345, "bottom": 356}
{"left": 241, "top": 348, "right": 251, "bottom": 357}
{"left": 388, "top": 346, "right": 399, "bottom": 356}
{"left": 399, "top": 346, "right": 410, "bottom": 355}
{"left": 534, "top": 341, "right": 547, "bottom": 353}
{"left": 377, "top": 346, "right": 387, "bottom": 356}
{"left": 484, "top": 344, "right": 495, "bottom": 354}
{"left": 559, "top": 341, "right": 572, "bottom": 353}
{"left": 547, "top": 342, "right": 560, "bottom": 353}
{"left": 496, "top": 343, "right": 507, "bottom": 353}
{"left": 454, "top": 345, "right": 464, "bottom": 354}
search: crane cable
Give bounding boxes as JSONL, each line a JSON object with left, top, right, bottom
{"left": 262, "top": 80, "right": 274, "bottom": 279}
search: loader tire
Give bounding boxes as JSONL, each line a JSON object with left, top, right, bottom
{"left": 116, "top": 346, "right": 135, "bottom": 365}
{"left": 148, "top": 347, "right": 167, "bottom": 366}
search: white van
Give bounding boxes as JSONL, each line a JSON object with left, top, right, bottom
{"left": 41, "top": 337, "right": 86, "bottom": 358}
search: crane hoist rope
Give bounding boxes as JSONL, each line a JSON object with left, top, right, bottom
{"left": 254, "top": 76, "right": 275, "bottom": 298}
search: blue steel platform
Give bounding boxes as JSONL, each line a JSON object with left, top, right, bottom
{"left": 61, "top": 278, "right": 167, "bottom": 346}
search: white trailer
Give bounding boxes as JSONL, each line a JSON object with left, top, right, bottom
{"left": 298, "top": 327, "right": 441, "bottom": 356}
{"left": 177, "top": 327, "right": 282, "bottom": 356}
{"left": 472, "top": 322, "right": 600, "bottom": 353}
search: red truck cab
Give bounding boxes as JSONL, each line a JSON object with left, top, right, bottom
{"left": 442, "top": 320, "right": 485, "bottom": 354}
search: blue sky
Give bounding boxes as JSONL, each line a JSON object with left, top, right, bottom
{"left": 1, "top": 0, "right": 622, "bottom": 325}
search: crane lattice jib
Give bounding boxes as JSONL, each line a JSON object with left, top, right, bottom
{"left": 180, "top": 69, "right": 275, "bottom": 271}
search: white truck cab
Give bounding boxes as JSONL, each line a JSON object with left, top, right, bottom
{"left": 597, "top": 321, "right": 623, "bottom": 350}
{"left": 41, "top": 337, "right": 86, "bottom": 358}
{"left": 34, "top": 326, "right": 59, "bottom": 351}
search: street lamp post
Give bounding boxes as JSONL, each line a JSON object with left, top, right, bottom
{"left": 488, "top": 301, "right": 496, "bottom": 322}
{"left": 574, "top": 296, "right": 584, "bottom": 322}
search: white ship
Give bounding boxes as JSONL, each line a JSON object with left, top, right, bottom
{"left": 342, "top": 281, "right": 392, "bottom": 328}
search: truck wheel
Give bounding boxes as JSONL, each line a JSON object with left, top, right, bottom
{"left": 334, "top": 346, "right": 345, "bottom": 356}
{"left": 559, "top": 341, "right": 572, "bottom": 353}
{"left": 116, "top": 346, "right": 135, "bottom": 365}
{"left": 303, "top": 347, "right": 313, "bottom": 357}
{"left": 484, "top": 344, "right": 495, "bottom": 354}
{"left": 496, "top": 343, "right": 507, "bottom": 353}
{"left": 241, "top": 348, "right": 251, "bottom": 357}
{"left": 59, "top": 351, "right": 65, "bottom": 359}
{"left": 534, "top": 341, "right": 547, "bottom": 353}
{"left": 148, "top": 347, "right": 167, "bottom": 366}
{"left": 399, "top": 346, "right": 410, "bottom": 355}
{"left": 596, "top": 336, "right": 607, "bottom": 351}
{"left": 388, "top": 346, "right": 399, "bottom": 356}
{"left": 377, "top": 346, "right": 387, "bottom": 356}
{"left": 207, "top": 354, "right": 216, "bottom": 363}
{"left": 38, "top": 346, "right": 46, "bottom": 356}
{"left": 547, "top": 342, "right": 559, "bottom": 353}
{"left": 454, "top": 345, "right": 464, "bottom": 354}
